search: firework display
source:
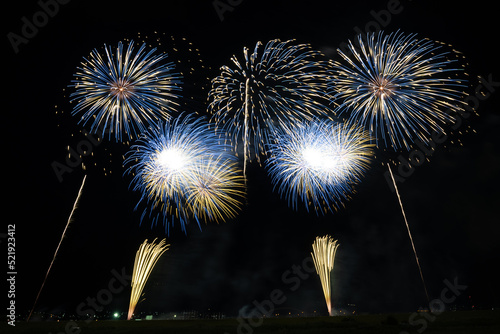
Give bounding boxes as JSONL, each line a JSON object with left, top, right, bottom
{"left": 35, "top": 16, "right": 483, "bottom": 321}
{"left": 330, "top": 30, "right": 467, "bottom": 150}
{"left": 311, "top": 235, "right": 340, "bottom": 316}
{"left": 128, "top": 238, "right": 170, "bottom": 320}
{"left": 124, "top": 114, "right": 245, "bottom": 234}
{"left": 69, "top": 40, "right": 182, "bottom": 142}
{"left": 208, "top": 39, "right": 333, "bottom": 175}
{"left": 266, "top": 118, "right": 373, "bottom": 214}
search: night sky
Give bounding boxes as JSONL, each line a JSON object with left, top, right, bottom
{"left": 5, "top": 0, "right": 500, "bottom": 319}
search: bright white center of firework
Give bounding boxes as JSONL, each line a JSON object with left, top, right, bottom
{"left": 156, "top": 148, "right": 187, "bottom": 171}
{"left": 302, "top": 147, "right": 340, "bottom": 171}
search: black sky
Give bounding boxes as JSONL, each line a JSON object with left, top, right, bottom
{"left": 5, "top": 0, "right": 500, "bottom": 318}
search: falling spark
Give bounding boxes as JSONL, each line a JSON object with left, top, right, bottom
{"left": 27, "top": 175, "right": 87, "bottom": 322}
{"left": 311, "top": 235, "right": 339, "bottom": 316}
{"left": 128, "top": 238, "right": 170, "bottom": 320}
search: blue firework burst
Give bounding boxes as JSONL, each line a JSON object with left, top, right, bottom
{"left": 266, "top": 119, "right": 373, "bottom": 214}
{"left": 69, "top": 40, "right": 183, "bottom": 142}
{"left": 331, "top": 31, "right": 467, "bottom": 150}
{"left": 124, "top": 114, "right": 245, "bottom": 234}
{"left": 208, "top": 39, "right": 333, "bottom": 168}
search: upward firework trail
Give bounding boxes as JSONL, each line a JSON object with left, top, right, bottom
{"left": 128, "top": 238, "right": 170, "bottom": 320}
{"left": 387, "top": 164, "right": 429, "bottom": 303}
{"left": 311, "top": 235, "right": 339, "bottom": 316}
{"left": 27, "top": 175, "right": 87, "bottom": 322}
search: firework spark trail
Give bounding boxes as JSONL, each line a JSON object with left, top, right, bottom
{"left": 27, "top": 175, "right": 87, "bottom": 322}
{"left": 387, "top": 164, "right": 430, "bottom": 303}
{"left": 243, "top": 77, "right": 251, "bottom": 183}
{"left": 311, "top": 235, "right": 339, "bottom": 316}
{"left": 128, "top": 239, "right": 169, "bottom": 320}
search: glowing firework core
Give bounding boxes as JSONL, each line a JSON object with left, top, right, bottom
{"left": 156, "top": 148, "right": 187, "bottom": 171}
{"left": 302, "top": 147, "right": 341, "bottom": 171}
